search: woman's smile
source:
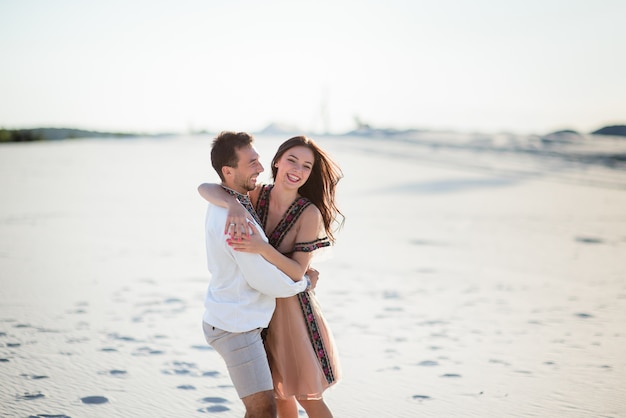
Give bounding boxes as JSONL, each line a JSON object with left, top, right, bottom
{"left": 286, "top": 173, "right": 301, "bottom": 183}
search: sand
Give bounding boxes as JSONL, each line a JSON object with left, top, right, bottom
{"left": 1, "top": 133, "right": 625, "bottom": 417}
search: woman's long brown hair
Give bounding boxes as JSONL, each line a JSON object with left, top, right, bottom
{"left": 271, "top": 136, "right": 344, "bottom": 242}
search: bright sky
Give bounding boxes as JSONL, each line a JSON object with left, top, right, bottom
{"left": 1, "top": 0, "right": 625, "bottom": 135}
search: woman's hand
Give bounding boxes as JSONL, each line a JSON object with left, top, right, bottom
{"left": 226, "top": 222, "right": 269, "bottom": 254}
{"left": 305, "top": 267, "right": 319, "bottom": 291}
{"left": 225, "top": 202, "right": 253, "bottom": 241}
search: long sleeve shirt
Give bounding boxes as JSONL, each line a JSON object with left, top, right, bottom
{"left": 202, "top": 203, "right": 307, "bottom": 332}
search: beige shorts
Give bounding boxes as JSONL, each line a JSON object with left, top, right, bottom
{"left": 202, "top": 322, "right": 273, "bottom": 398}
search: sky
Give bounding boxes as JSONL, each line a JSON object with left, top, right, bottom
{"left": 1, "top": 0, "right": 625, "bottom": 135}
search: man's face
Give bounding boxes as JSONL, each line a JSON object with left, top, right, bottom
{"left": 229, "top": 145, "right": 264, "bottom": 193}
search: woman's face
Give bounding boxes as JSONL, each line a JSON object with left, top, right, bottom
{"left": 274, "top": 145, "right": 315, "bottom": 189}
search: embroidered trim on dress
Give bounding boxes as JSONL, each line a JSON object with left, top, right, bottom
{"left": 256, "top": 185, "right": 272, "bottom": 229}
{"left": 294, "top": 238, "right": 331, "bottom": 252}
{"left": 257, "top": 185, "right": 313, "bottom": 249}
{"left": 298, "top": 291, "right": 336, "bottom": 384}
{"left": 256, "top": 184, "right": 336, "bottom": 384}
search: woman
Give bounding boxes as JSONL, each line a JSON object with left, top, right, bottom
{"left": 198, "top": 135, "right": 344, "bottom": 418}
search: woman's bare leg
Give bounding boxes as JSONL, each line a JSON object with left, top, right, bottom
{"left": 298, "top": 399, "right": 333, "bottom": 418}
{"left": 276, "top": 396, "right": 299, "bottom": 418}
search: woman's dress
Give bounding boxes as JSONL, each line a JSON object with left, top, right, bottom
{"left": 255, "top": 185, "right": 341, "bottom": 400}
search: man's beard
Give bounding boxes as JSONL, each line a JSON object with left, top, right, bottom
{"left": 239, "top": 177, "right": 256, "bottom": 192}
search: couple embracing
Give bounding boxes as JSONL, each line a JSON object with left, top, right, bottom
{"left": 199, "top": 131, "right": 344, "bottom": 418}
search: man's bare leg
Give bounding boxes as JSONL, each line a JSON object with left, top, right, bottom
{"left": 242, "top": 389, "right": 276, "bottom": 418}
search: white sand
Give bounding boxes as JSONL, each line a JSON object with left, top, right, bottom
{"left": 1, "top": 134, "right": 625, "bottom": 417}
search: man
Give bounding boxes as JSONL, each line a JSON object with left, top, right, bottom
{"left": 201, "top": 131, "right": 315, "bottom": 418}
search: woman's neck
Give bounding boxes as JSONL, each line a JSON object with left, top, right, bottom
{"left": 270, "top": 183, "right": 299, "bottom": 209}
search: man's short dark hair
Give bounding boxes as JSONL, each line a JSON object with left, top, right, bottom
{"left": 210, "top": 131, "right": 255, "bottom": 181}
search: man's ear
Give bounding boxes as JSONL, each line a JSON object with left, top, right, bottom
{"left": 221, "top": 166, "right": 232, "bottom": 179}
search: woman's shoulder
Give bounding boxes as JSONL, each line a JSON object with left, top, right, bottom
{"left": 297, "top": 201, "right": 322, "bottom": 225}
{"left": 293, "top": 206, "right": 331, "bottom": 253}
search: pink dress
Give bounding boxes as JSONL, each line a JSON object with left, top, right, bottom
{"left": 255, "top": 185, "right": 341, "bottom": 400}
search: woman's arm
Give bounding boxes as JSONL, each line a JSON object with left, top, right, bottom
{"left": 198, "top": 183, "right": 251, "bottom": 238}
{"left": 228, "top": 222, "right": 312, "bottom": 280}
{"left": 227, "top": 206, "right": 323, "bottom": 281}
{"left": 228, "top": 224, "right": 319, "bottom": 289}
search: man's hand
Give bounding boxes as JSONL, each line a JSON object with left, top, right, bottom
{"left": 225, "top": 201, "right": 253, "bottom": 241}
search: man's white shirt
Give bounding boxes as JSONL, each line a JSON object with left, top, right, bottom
{"left": 203, "top": 203, "right": 307, "bottom": 332}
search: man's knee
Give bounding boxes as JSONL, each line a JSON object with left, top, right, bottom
{"left": 242, "top": 390, "right": 276, "bottom": 418}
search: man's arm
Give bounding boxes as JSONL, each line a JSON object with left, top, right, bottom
{"left": 199, "top": 183, "right": 251, "bottom": 238}
{"left": 228, "top": 240, "right": 308, "bottom": 297}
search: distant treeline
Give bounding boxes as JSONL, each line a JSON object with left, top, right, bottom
{"left": 2, "top": 124, "right": 625, "bottom": 143}
{"left": 0, "top": 128, "right": 140, "bottom": 142}
{"left": 591, "top": 125, "right": 626, "bottom": 137}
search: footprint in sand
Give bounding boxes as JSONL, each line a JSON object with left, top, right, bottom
{"left": 197, "top": 396, "right": 230, "bottom": 413}
{"left": 575, "top": 236, "right": 604, "bottom": 244}
{"left": 161, "top": 360, "right": 220, "bottom": 378}
{"left": 162, "top": 360, "right": 198, "bottom": 376}
{"left": 132, "top": 346, "right": 164, "bottom": 356}
{"left": 17, "top": 392, "right": 45, "bottom": 400}
{"left": 97, "top": 369, "right": 127, "bottom": 377}
{"left": 80, "top": 395, "right": 109, "bottom": 404}
{"left": 191, "top": 344, "right": 213, "bottom": 351}
{"left": 202, "top": 370, "right": 220, "bottom": 377}
{"left": 108, "top": 333, "right": 137, "bottom": 342}
{"left": 21, "top": 374, "right": 49, "bottom": 380}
